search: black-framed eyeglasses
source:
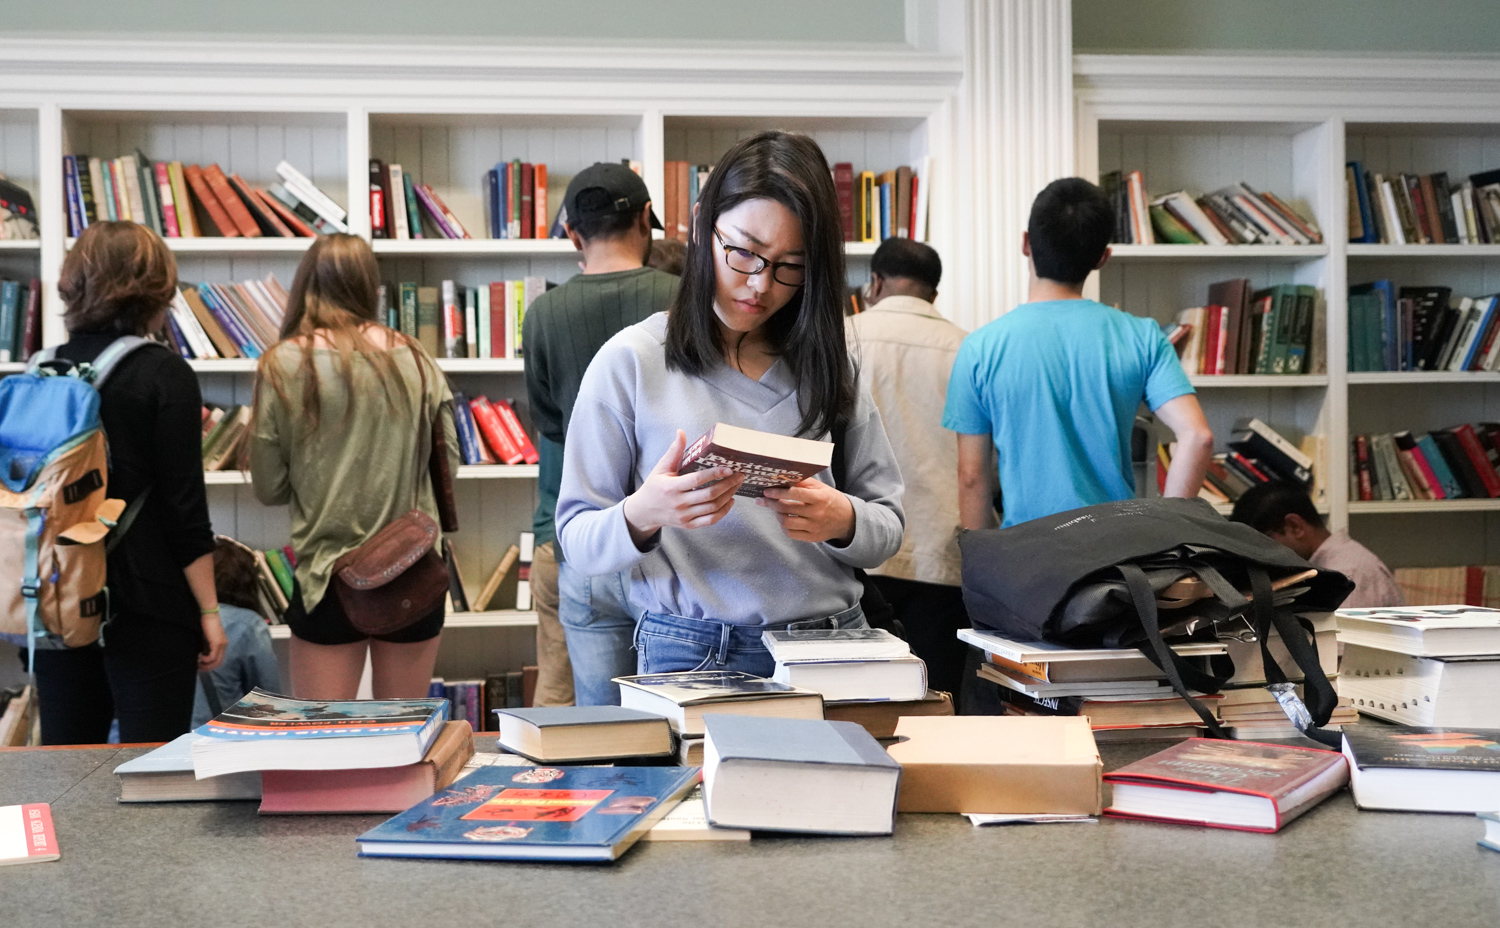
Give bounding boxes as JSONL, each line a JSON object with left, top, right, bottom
{"left": 713, "top": 228, "right": 806, "bottom": 287}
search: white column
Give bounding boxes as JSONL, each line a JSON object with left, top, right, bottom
{"left": 939, "top": 0, "right": 1074, "bottom": 331}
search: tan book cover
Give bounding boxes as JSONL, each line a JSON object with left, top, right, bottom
{"left": 823, "top": 690, "right": 953, "bottom": 740}
{"left": 678, "top": 422, "right": 833, "bottom": 499}
{"left": 885, "top": 716, "right": 1102, "bottom": 814}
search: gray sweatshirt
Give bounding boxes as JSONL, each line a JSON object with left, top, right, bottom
{"left": 556, "top": 312, "right": 905, "bottom": 626}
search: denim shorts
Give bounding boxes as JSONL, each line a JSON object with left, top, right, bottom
{"left": 634, "top": 604, "right": 867, "bottom": 677}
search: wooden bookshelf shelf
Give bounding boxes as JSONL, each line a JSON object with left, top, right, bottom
{"left": 1188, "top": 375, "right": 1328, "bottom": 388}
{"left": 1107, "top": 244, "right": 1329, "bottom": 260}
{"left": 0, "top": 362, "right": 24, "bottom": 374}
{"left": 1347, "top": 371, "right": 1500, "bottom": 385}
{"left": 372, "top": 239, "right": 576, "bottom": 257}
{"left": 1347, "top": 244, "right": 1500, "bottom": 258}
{"left": 205, "top": 465, "right": 537, "bottom": 485}
{"left": 1349, "top": 499, "right": 1500, "bottom": 515}
{"left": 66, "top": 237, "right": 315, "bottom": 254}
{"left": 267, "top": 610, "right": 539, "bottom": 638}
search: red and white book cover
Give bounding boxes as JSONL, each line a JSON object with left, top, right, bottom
{"left": 469, "top": 396, "right": 524, "bottom": 465}
{"left": 1103, "top": 738, "right": 1348, "bottom": 833}
{"left": 0, "top": 803, "right": 60, "bottom": 866}
{"left": 493, "top": 398, "right": 540, "bottom": 465}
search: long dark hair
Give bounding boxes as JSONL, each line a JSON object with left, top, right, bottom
{"left": 255, "top": 233, "right": 421, "bottom": 429}
{"left": 664, "top": 131, "right": 855, "bottom": 438}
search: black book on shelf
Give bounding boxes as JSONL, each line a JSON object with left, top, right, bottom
{"left": 1397, "top": 286, "right": 1450, "bottom": 370}
{"left": 1420, "top": 304, "right": 1462, "bottom": 371}
{"left": 1431, "top": 172, "right": 1461, "bottom": 243}
{"left": 441, "top": 539, "right": 470, "bottom": 613}
{"left": 1431, "top": 429, "right": 1490, "bottom": 499}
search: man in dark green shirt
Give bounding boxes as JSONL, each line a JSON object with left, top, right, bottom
{"left": 523, "top": 163, "right": 678, "bottom": 706}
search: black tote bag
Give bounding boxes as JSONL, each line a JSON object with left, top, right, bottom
{"left": 958, "top": 497, "right": 1354, "bottom": 743}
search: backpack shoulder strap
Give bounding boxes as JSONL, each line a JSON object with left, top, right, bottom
{"left": 23, "top": 346, "right": 57, "bottom": 374}
{"left": 88, "top": 336, "right": 164, "bottom": 388}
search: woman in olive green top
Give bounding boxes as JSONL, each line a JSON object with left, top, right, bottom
{"left": 249, "top": 234, "right": 460, "bottom": 700}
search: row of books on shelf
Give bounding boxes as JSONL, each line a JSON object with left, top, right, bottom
{"left": 368, "top": 158, "right": 560, "bottom": 242}
{"left": 452, "top": 392, "right": 539, "bottom": 466}
{"left": 1349, "top": 283, "right": 1500, "bottom": 373}
{"left": 1103, "top": 170, "right": 1322, "bottom": 246}
{"left": 386, "top": 278, "right": 545, "bottom": 361}
{"left": 63, "top": 155, "right": 345, "bottom": 239}
{"left": 1396, "top": 565, "right": 1500, "bottom": 608}
{"left": 0, "top": 277, "right": 41, "bottom": 363}
{"left": 166, "top": 276, "right": 288, "bottom": 361}
{"left": 200, "top": 404, "right": 251, "bottom": 472}
{"left": 428, "top": 670, "right": 539, "bottom": 734}
{"left": 1160, "top": 417, "right": 1316, "bottom": 505}
{"left": 1346, "top": 162, "right": 1500, "bottom": 245}
{"left": 1350, "top": 424, "right": 1500, "bottom": 502}
{"left": 835, "top": 160, "right": 930, "bottom": 244}
{"left": 1164, "top": 279, "right": 1323, "bottom": 376}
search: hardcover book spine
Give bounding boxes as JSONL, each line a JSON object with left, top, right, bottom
{"left": 509, "top": 160, "right": 522, "bottom": 238}
{"left": 469, "top": 397, "right": 523, "bottom": 465}
{"left": 413, "top": 183, "right": 455, "bottom": 239}
{"left": 184, "top": 164, "right": 239, "bottom": 237}
{"left": 154, "top": 162, "right": 180, "bottom": 237}
{"left": 486, "top": 168, "right": 500, "bottom": 239}
{"left": 20, "top": 281, "right": 41, "bottom": 361}
{"left": 520, "top": 163, "right": 534, "bottom": 239}
{"left": 516, "top": 532, "right": 534, "bottom": 611}
{"left": 833, "top": 162, "right": 854, "bottom": 241}
{"left": 1454, "top": 425, "right": 1500, "bottom": 497}
{"left": 63, "top": 155, "right": 84, "bottom": 237}
{"left": 254, "top": 188, "right": 315, "bottom": 237}
{"left": 441, "top": 280, "right": 463, "bottom": 358}
{"left": 492, "top": 399, "right": 540, "bottom": 465}
{"left": 369, "top": 159, "right": 387, "bottom": 238}
{"left": 489, "top": 282, "right": 508, "bottom": 358}
{"left": 533, "top": 164, "right": 547, "bottom": 239}
{"left": 389, "top": 164, "right": 411, "bottom": 240}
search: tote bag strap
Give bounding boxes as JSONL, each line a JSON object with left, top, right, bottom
{"left": 1120, "top": 562, "right": 1229, "bottom": 738}
{"left": 1246, "top": 567, "right": 1342, "bottom": 747}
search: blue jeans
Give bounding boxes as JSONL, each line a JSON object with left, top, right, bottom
{"left": 557, "top": 560, "right": 639, "bottom": 706}
{"left": 634, "top": 604, "right": 868, "bottom": 677}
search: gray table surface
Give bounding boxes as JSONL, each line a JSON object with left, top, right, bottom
{"left": 2, "top": 736, "right": 1498, "bottom": 928}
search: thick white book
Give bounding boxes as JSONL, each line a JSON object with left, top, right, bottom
{"left": 114, "top": 732, "right": 262, "bottom": 802}
{"left": 274, "top": 160, "right": 349, "bottom": 230}
{"left": 1339, "top": 644, "right": 1500, "bottom": 727}
{"left": 957, "top": 627, "right": 1226, "bottom": 664}
{"left": 1336, "top": 606, "right": 1500, "bottom": 657}
{"left": 388, "top": 164, "right": 410, "bottom": 239}
{"left": 772, "top": 655, "right": 927, "bottom": 702}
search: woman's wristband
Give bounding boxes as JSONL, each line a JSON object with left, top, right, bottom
{"left": 200, "top": 605, "right": 220, "bottom": 615}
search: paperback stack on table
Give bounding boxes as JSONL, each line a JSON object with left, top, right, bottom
{"left": 959, "top": 627, "right": 1225, "bottom": 741}
{"left": 1217, "top": 612, "right": 1359, "bottom": 739}
{"left": 764, "top": 628, "right": 927, "bottom": 703}
{"left": 615, "top": 671, "right": 824, "bottom": 764}
{"left": 1337, "top": 606, "right": 1500, "bottom": 728}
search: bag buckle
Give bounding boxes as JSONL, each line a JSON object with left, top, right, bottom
{"left": 20, "top": 581, "right": 38, "bottom": 600}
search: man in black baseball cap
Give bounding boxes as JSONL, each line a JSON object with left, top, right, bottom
{"left": 523, "top": 163, "right": 677, "bottom": 706}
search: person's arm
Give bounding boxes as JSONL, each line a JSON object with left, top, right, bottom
{"left": 183, "top": 553, "right": 226, "bottom": 671}
{"left": 957, "top": 432, "right": 1000, "bottom": 530}
{"left": 247, "top": 362, "right": 292, "bottom": 506}
{"left": 1155, "top": 393, "right": 1213, "bottom": 499}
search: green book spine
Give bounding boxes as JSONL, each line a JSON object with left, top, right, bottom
{"left": 0, "top": 279, "right": 20, "bottom": 362}
{"left": 77, "top": 160, "right": 96, "bottom": 223}
{"left": 399, "top": 281, "right": 418, "bottom": 337}
{"left": 1148, "top": 204, "right": 1202, "bottom": 244}
{"left": 403, "top": 171, "right": 423, "bottom": 239}
{"left": 510, "top": 159, "right": 522, "bottom": 237}
{"left": 416, "top": 285, "right": 440, "bottom": 357}
{"left": 264, "top": 549, "right": 295, "bottom": 599}
{"left": 1293, "top": 284, "right": 1318, "bottom": 374}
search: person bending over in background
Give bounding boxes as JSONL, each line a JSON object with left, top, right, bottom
{"left": 524, "top": 163, "right": 678, "bottom": 706}
{"left": 1231, "top": 482, "right": 1404, "bottom": 608}
{"left": 191, "top": 537, "right": 280, "bottom": 727}
{"left": 846, "top": 238, "right": 970, "bottom": 702}
{"left": 943, "top": 177, "right": 1214, "bottom": 530}
{"left": 249, "top": 234, "right": 460, "bottom": 700}
{"left": 556, "top": 131, "right": 904, "bottom": 676}
{"left": 24, "top": 221, "right": 225, "bottom": 744}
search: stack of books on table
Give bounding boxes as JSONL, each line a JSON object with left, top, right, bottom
{"left": 1337, "top": 606, "right": 1500, "bottom": 728}
{"left": 1214, "top": 613, "right": 1358, "bottom": 738}
{"left": 124, "top": 689, "right": 477, "bottom": 814}
{"left": 959, "top": 627, "right": 1225, "bottom": 741}
{"left": 614, "top": 670, "right": 825, "bottom": 768}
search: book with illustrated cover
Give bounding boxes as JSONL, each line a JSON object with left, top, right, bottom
{"left": 0, "top": 804, "right": 58, "bottom": 867}
{"left": 761, "top": 627, "right": 909, "bottom": 662}
{"left": 615, "top": 671, "right": 823, "bottom": 735}
{"left": 356, "top": 764, "right": 699, "bottom": 862}
{"left": 1343, "top": 724, "right": 1500, "bottom": 812}
{"left": 190, "top": 689, "right": 449, "bottom": 778}
{"left": 1104, "top": 738, "right": 1347, "bottom": 833}
{"left": 1336, "top": 605, "right": 1500, "bottom": 656}
{"left": 677, "top": 422, "right": 833, "bottom": 499}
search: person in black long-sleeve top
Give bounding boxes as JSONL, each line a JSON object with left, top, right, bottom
{"left": 23, "top": 221, "right": 227, "bottom": 744}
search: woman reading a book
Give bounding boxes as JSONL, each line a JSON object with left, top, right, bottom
{"left": 248, "top": 234, "right": 460, "bottom": 700}
{"left": 556, "top": 131, "right": 905, "bottom": 679}
{"left": 24, "top": 221, "right": 226, "bottom": 744}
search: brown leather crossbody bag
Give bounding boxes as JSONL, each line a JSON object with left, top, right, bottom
{"left": 330, "top": 350, "right": 459, "bottom": 636}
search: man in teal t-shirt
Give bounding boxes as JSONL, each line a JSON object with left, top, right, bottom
{"left": 942, "top": 177, "right": 1213, "bottom": 530}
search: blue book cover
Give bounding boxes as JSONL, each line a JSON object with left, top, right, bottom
{"left": 1460, "top": 295, "right": 1499, "bottom": 371}
{"left": 494, "top": 161, "right": 509, "bottom": 239}
{"left": 1348, "top": 161, "right": 1377, "bottom": 243}
{"left": 1416, "top": 433, "right": 1466, "bottom": 498}
{"left": 0, "top": 279, "right": 21, "bottom": 360}
{"left": 1370, "top": 279, "right": 1397, "bottom": 371}
{"left": 451, "top": 391, "right": 481, "bottom": 464}
{"left": 357, "top": 764, "right": 700, "bottom": 861}
{"left": 194, "top": 689, "right": 447, "bottom": 742}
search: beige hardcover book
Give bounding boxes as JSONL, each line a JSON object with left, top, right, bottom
{"left": 473, "top": 543, "right": 521, "bottom": 612}
{"left": 168, "top": 162, "right": 198, "bottom": 236}
{"left": 885, "top": 716, "right": 1102, "bottom": 815}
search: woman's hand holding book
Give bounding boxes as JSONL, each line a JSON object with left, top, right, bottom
{"left": 623, "top": 430, "right": 745, "bottom": 548}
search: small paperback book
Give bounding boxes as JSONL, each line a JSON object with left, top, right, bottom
{"left": 494, "top": 706, "right": 673, "bottom": 763}
{"left": 114, "top": 732, "right": 262, "bottom": 802}
{"left": 0, "top": 804, "right": 58, "bottom": 867}
{"left": 1342, "top": 724, "right": 1500, "bottom": 813}
{"left": 190, "top": 689, "right": 449, "bottom": 779}
{"left": 614, "top": 671, "right": 824, "bottom": 736}
{"left": 1104, "top": 738, "right": 1348, "bottom": 833}
{"left": 702, "top": 714, "right": 901, "bottom": 835}
{"left": 356, "top": 764, "right": 700, "bottom": 862}
{"left": 677, "top": 422, "right": 833, "bottom": 499}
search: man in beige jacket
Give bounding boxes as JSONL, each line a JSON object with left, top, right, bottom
{"left": 847, "top": 239, "right": 970, "bottom": 701}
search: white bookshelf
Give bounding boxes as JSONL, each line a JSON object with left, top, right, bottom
{"left": 1076, "top": 55, "right": 1500, "bottom": 570}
